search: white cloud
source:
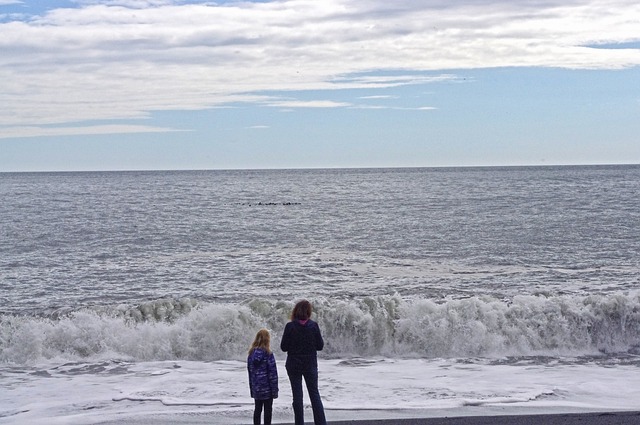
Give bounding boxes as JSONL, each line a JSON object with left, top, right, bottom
{"left": 359, "top": 95, "right": 399, "bottom": 100}
{"left": 1, "top": 0, "right": 639, "bottom": 134}
{"left": 264, "top": 100, "right": 353, "bottom": 108}
{"left": 0, "top": 124, "right": 184, "bottom": 139}
{"left": 0, "top": 0, "right": 22, "bottom": 5}
{"left": 333, "top": 74, "right": 459, "bottom": 88}
{"left": 74, "top": 0, "right": 175, "bottom": 8}
{"left": 349, "top": 105, "right": 436, "bottom": 111}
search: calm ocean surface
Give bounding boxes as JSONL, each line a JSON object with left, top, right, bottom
{"left": 1, "top": 166, "right": 640, "bottom": 423}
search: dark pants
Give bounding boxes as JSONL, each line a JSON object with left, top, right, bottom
{"left": 286, "top": 366, "right": 327, "bottom": 425}
{"left": 253, "top": 398, "right": 273, "bottom": 425}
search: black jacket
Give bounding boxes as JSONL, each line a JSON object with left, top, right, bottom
{"left": 280, "top": 319, "right": 324, "bottom": 370}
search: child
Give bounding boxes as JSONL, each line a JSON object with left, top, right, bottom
{"left": 248, "top": 328, "right": 279, "bottom": 425}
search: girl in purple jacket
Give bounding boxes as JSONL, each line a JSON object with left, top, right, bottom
{"left": 248, "top": 329, "right": 279, "bottom": 425}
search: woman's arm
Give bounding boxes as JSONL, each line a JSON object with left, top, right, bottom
{"left": 280, "top": 322, "right": 291, "bottom": 352}
{"left": 314, "top": 322, "right": 324, "bottom": 351}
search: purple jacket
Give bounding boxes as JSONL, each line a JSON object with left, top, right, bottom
{"left": 247, "top": 348, "right": 279, "bottom": 400}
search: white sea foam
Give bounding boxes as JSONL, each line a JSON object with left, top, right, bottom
{"left": 2, "top": 293, "right": 639, "bottom": 365}
{"left": 2, "top": 357, "right": 639, "bottom": 424}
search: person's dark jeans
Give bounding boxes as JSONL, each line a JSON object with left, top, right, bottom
{"left": 253, "top": 398, "right": 273, "bottom": 425}
{"left": 286, "top": 366, "right": 327, "bottom": 425}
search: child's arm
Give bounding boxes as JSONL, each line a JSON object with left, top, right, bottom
{"left": 247, "top": 357, "right": 254, "bottom": 397}
{"left": 268, "top": 353, "right": 279, "bottom": 398}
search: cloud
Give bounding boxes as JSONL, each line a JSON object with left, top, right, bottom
{"left": 74, "top": 0, "right": 176, "bottom": 8}
{"left": 0, "top": 124, "right": 185, "bottom": 139}
{"left": 264, "top": 100, "right": 353, "bottom": 108}
{"left": 0, "top": 0, "right": 23, "bottom": 5}
{"left": 349, "top": 105, "right": 436, "bottom": 111}
{"left": 1, "top": 0, "right": 640, "bottom": 134}
{"left": 358, "top": 95, "right": 399, "bottom": 99}
{"left": 334, "top": 74, "right": 458, "bottom": 87}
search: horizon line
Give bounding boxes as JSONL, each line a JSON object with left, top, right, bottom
{"left": 1, "top": 163, "right": 639, "bottom": 174}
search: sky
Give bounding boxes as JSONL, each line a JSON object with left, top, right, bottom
{"left": 1, "top": 0, "right": 639, "bottom": 171}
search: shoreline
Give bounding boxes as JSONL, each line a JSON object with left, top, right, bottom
{"left": 328, "top": 411, "right": 640, "bottom": 425}
{"left": 91, "top": 409, "right": 640, "bottom": 425}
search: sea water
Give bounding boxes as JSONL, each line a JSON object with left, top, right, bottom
{"left": 1, "top": 166, "right": 639, "bottom": 424}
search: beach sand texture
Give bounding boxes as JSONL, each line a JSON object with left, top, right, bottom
{"left": 92, "top": 411, "right": 640, "bottom": 425}
{"left": 330, "top": 411, "right": 640, "bottom": 425}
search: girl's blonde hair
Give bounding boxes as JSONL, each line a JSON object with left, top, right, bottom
{"left": 249, "top": 328, "right": 272, "bottom": 355}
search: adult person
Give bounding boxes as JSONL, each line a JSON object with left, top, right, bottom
{"left": 280, "top": 300, "right": 327, "bottom": 425}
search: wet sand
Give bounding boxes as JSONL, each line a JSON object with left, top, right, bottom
{"left": 95, "top": 410, "right": 640, "bottom": 425}
{"left": 329, "top": 411, "right": 640, "bottom": 425}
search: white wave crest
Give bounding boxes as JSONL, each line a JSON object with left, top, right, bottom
{"left": 1, "top": 293, "right": 639, "bottom": 365}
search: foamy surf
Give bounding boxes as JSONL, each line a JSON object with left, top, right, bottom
{"left": 2, "top": 357, "right": 639, "bottom": 424}
{"left": 1, "top": 293, "right": 639, "bottom": 365}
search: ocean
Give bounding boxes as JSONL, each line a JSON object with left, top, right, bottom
{"left": 1, "top": 166, "right": 639, "bottom": 424}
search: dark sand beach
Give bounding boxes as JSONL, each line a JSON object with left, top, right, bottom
{"left": 95, "top": 411, "right": 640, "bottom": 425}
{"left": 329, "top": 411, "right": 640, "bottom": 425}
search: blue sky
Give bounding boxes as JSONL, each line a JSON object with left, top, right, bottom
{"left": 1, "top": 0, "right": 639, "bottom": 171}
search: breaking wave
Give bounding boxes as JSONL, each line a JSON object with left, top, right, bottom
{"left": 1, "top": 293, "right": 639, "bottom": 364}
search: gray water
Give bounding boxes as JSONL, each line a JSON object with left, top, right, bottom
{"left": 1, "top": 166, "right": 640, "bottom": 362}
{"left": 3, "top": 166, "right": 639, "bottom": 313}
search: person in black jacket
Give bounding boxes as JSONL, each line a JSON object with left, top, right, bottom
{"left": 280, "top": 300, "right": 327, "bottom": 425}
